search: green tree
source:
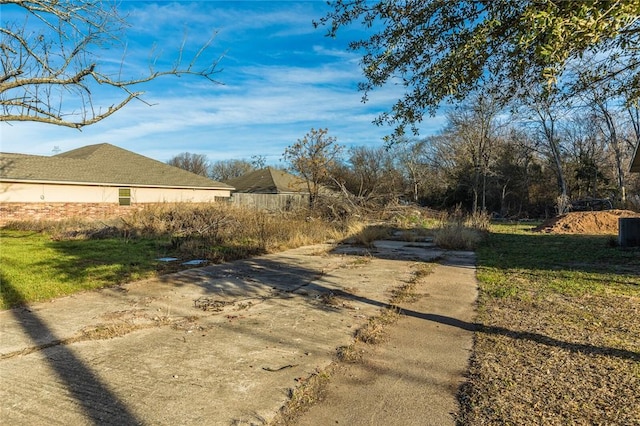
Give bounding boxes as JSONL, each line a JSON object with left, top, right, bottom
{"left": 283, "top": 128, "right": 343, "bottom": 208}
{"left": 316, "top": 0, "right": 640, "bottom": 137}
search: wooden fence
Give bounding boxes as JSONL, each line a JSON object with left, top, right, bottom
{"left": 228, "top": 193, "right": 309, "bottom": 211}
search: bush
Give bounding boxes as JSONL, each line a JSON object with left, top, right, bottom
{"left": 432, "top": 209, "right": 489, "bottom": 250}
{"left": 4, "top": 203, "right": 355, "bottom": 263}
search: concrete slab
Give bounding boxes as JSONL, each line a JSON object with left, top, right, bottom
{"left": 0, "top": 241, "right": 476, "bottom": 425}
{"left": 294, "top": 250, "right": 477, "bottom": 426}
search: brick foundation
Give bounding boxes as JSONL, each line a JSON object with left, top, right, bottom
{"left": 0, "top": 203, "right": 145, "bottom": 226}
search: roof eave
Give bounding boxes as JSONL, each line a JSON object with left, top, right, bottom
{"left": 0, "top": 178, "right": 234, "bottom": 191}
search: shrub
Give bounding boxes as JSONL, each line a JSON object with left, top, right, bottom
{"left": 431, "top": 208, "right": 489, "bottom": 250}
{"left": 5, "top": 203, "right": 360, "bottom": 263}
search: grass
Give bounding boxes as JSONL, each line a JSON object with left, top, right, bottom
{"left": 458, "top": 223, "right": 640, "bottom": 425}
{"left": 0, "top": 203, "right": 355, "bottom": 310}
{"left": 0, "top": 230, "right": 173, "bottom": 309}
{"left": 271, "top": 367, "right": 334, "bottom": 426}
{"left": 6, "top": 206, "right": 636, "bottom": 423}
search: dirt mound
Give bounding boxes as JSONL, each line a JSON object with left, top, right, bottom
{"left": 534, "top": 210, "right": 640, "bottom": 235}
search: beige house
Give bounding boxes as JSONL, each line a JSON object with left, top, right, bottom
{"left": 225, "top": 167, "right": 310, "bottom": 211}
{"left": 225, "top": 167, "right": 308, "bottom": 194}
{"left": 0, "top": 143, "right": 233, "bottom": 224}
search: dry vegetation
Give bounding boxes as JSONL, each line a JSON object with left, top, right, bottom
{"left": 1, "top": 203, "right": 486, "bottom": 309}
{"left": 4, "top": 203, "right": 352, "bottom": 263}
{"left": 20, "top": 203, "right": 633, "bottom": 425}
{"left": 458, "top": 218, "right": 640, "bottom": 425}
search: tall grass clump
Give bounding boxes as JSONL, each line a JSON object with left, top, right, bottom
{"left": 432, "top": 209, "right": 489, "bottom": 250}
{"left": 3, "top": 203, "right": 357, "bottom": 264}
{"left": 121, "top": 203, "right": 350, "bottom": 261}
{"left": 345, "top": 223, "right": 393, "bottom": 247}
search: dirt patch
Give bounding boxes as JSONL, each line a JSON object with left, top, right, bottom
{"left": 534, "top": 210, "right": 640, "bottom": 235}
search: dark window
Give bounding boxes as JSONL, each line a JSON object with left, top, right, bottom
{"left": 118, "top": 188, "right": 131, "bottom": 206}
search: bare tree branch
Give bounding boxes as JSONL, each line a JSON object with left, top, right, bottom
{"left": 0, "top": 0, "right": 223, "bottom": 129}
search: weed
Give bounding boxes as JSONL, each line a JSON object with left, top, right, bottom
{"left": 271, "top": 368, "right": 334, "bottom": 425}
{"left": 336, "top": 344, "right": 362, "bottom": 363}
{"left": 433, "top": 222, "right": 484, "bottom": 250}
{"left": 1, "top": 203, "right": 369, "bottom": 308}
{"left": 349, "top": 224, "right": 393, "bottom": 247}
{"left": 354, "top": 306, "right": 401, "bottom": 344}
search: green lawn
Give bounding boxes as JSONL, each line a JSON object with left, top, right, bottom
{"left": 2, "top": 222, "right": 639, "bottom": 423}
{"left": 459, "top": 223, "right": 640, "bottom": 424}
{"left": 0, "top": 230, "right": 175, "bottom": 309}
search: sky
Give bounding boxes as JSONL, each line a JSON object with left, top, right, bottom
{"left": 1, "top": 0, "right": 447, "bottom": 165}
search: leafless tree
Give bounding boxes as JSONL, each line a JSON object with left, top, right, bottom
{"left": 520, "top": 85, "right": 572, "bottom": 213}
{"left": 394, "top": 139, "right": 430, "bottom": 204}
{"left": 167, "top": 152, "right": 210, "bottom": 177}
{"left": 446, "top": 94, "right": 501, "bottom": 213}
{"left": 283, "top": 128, "right": 343, "bottom": 208}
{"left": 1, "top": 0, "right": 222, "bottom": 128}
{"left": 210, "top": 159, "right": 254, "bottom": 182}
{"left": 335, "top": 145, "right": 403, "bottom": 205}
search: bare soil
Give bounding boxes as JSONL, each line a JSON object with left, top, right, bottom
{"left": 534, "top": 210, "right": 640, "bottom": 235}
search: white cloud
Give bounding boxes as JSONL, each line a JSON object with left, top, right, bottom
{"left": 1, "top": 1, "right": 446, "bottom": 164}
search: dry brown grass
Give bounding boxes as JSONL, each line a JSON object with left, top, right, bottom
{"left": 345, "top": 223, "right": 393, "bottom": 247}
{"left": 433, "top": 223, "right": 484, "bottom": 250}
{"left": 270, "top": 367, "right": 335, "bottom": 426}
{"left": 335, "top": 343, "right": 364, "bottom": 363}
{"left": 457, "top": 226, "right": 640, "bottom": 425}
{"left": 354, "top": 306, "right": 401, "bottom": 344}
{"left": 431, "top": 210, "right": 489, "bottom": 250}
{"left": 459, "top": 295, "right": 640, "bottom": 425}
{"left": 5, "top": 203, "right": 358, "bottom": 263}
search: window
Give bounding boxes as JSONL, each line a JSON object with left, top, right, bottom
{"left": 118, "top": 188, "right": 131, "bottom": 206}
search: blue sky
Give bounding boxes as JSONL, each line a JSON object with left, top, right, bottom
{"left": 1, "top": 0, "right": 446, "bottom": 164}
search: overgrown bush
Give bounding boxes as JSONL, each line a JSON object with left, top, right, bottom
{"left": 432, "top": 208, "right": 490, "bottom": 250}
{"left": 3, "top": 203, "right": 352, "bottom": 263}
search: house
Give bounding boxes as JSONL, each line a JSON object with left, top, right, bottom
{"left": 0, "top": 143, "right": 233, "bottom": 224}
{"left": 225, "top": 167, "right": 308, "bottom": 194}
{"left": 224, "top": 167, "right": 309, "bottom": 211}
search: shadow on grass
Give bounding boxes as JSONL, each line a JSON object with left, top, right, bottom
{"left": 0, "top": 271, "right": 141, "bottom": 425}
{"left": 3, "top": 225, "right": 638, "bottom": 422}
{"left": 398, "top": 308, "right": 640, "bottom": 362}
{"left": 479, "top": 231, "right": 640, "bottom": 278}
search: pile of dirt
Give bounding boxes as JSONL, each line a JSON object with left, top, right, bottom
{"left": 534, "top": 210, "right": 640, "bottom": 235}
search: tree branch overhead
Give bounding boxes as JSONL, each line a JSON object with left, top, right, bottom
{"left": 0, "top": 0, "right": 223, "bottom": 128}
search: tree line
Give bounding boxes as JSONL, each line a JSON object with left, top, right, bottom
{"left": 169, "top": 92, "right": 640, "bottom": 219}
{"left": 4, "top": 0, "right": 640, "bottom": 218}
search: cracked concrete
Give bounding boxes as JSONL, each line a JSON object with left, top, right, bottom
{"left": 0, "top": 240, "right": 476, "bottom": 425}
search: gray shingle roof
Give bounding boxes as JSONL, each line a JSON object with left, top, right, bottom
{"left": 0, "top": 143, "right": 233, "bottom": 189}
{"left": 224, "top": 167, "right": 308, "bottom": 193}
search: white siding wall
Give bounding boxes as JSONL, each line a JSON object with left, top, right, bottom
{"left": 0, "top": 182, "right": 230, "bottom": 203}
